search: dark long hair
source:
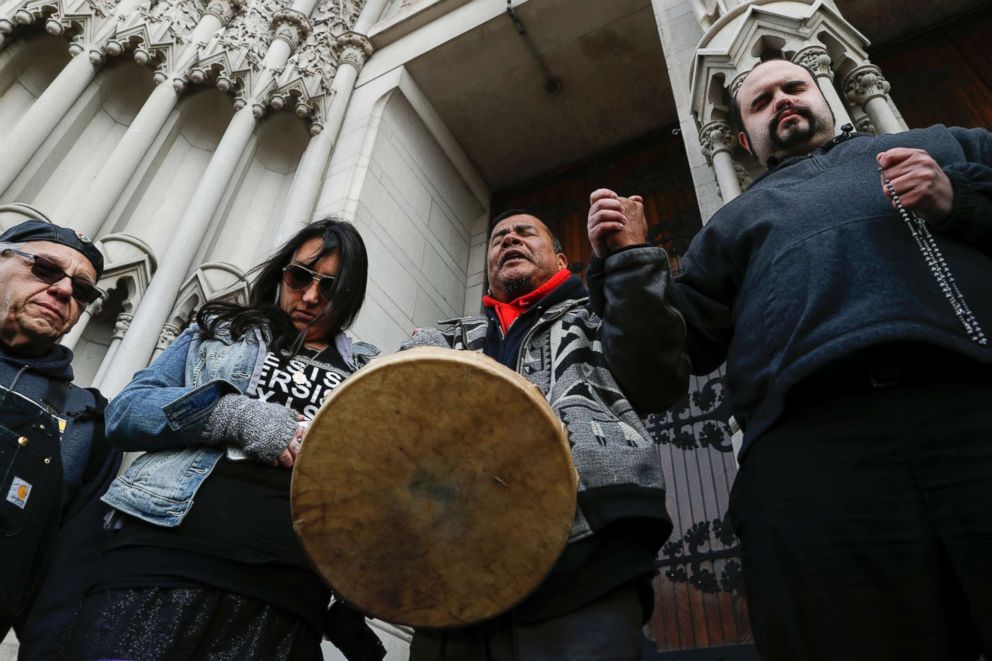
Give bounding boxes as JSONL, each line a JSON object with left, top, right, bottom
{"left": 195, "top": 217, "right": 369, "bottom": 356}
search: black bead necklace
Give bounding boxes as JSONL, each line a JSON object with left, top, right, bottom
{"left": 877, "top": 163, "right": 987, "bottom": 346}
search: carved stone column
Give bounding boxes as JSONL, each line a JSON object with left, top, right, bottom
{"left": 60, "top": 299, "right": 103, "bottom": 352}
{"left": 0, "top": 0, "right": 147, "bottom": 196}
{"left": 98, "top": 0, "right": 323, "bottom": 396}
{"left": 700, "top": 120, "right": 742, "bottom": 202}
{"left": 734, "top": 162, "right": 752, "bottom": 192}
{"left": 843, "top": 64, "right": 902, "bottom": 135}
{"left": 792, "top": 46, "right": 852, "bottom": 132}
{"left": 855, "top": 113, "right": 875, "bottom": 134}
{"left": 90, "top": 312, "right": 133, "bottom": 389}
{"left": 252, "top": 9, "right": 311, "bottom": 117}
{"left": 205, "top": 0, "right": 238, "bottom": 25}
{"left": 75, "top": 1, "right": 241, "bottom": 237}
{"left": 273, "top": 30, "right": 374, "bottom": 245}
{"left": 0, "top": 56, "right": 94, "bottom": 195}
{"left": 149, "top": 322, "right": 182, "bottom": 361}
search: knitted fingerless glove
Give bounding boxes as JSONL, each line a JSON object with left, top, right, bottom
{"left": 202, "top": 394, "right": 297, "bottom": 462}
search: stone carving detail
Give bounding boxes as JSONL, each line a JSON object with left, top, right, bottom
{"left": 3, "top": 0, "right": 124, "bottom": 53}
{"left": 734, "top": 162, "right": 752, "bottom": 191}
{"left": 856, "top": 113, "right": 875, "bottom": 135}
{"left": 333, "top": 30, "right": 371, "bottom": 69}
{"left": 281, "top": 0, "right": 366, "bottom": 87}
{"left": 729, "top": 70, "right": 748, "bottom": 98}
{"left": 87, "top": 0, "right": 120, "bottom": 19}
{"left": 214, "top": 0, "right": 289, "bottom": 71}
{"left": 271, "top": 1, "right": 368, "bottom": 132}
{"left": 143, "top": 0, "right": 204, "bottom": 46}
{"left": 156, "top": 322, "right": 181, "bottom": 350}
{"left": 699, "top": 120, "right": 734, "bottom": 163}
{"left": 318, "top": 0, "right": 360, "bottom": 35}
{"left": 113, "top": 312, "right": 134, "bottom": 340}
{"left": 204, "top": 0, "right": 237, "bottom": 24}
{"left": 271, "top": 7, "right": 310, "bottom": 48}
{"left": 793, "top": 46, "right": 833, "bottom": 79}
{"left": 843, "top": 64, "right": 891, "bottom": 106}
{"left": 285, "top": 18, "right": 337, "bottom": 83}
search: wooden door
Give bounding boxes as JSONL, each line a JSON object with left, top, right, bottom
{"left": 872, "top": 6, "right": 992, "bottom": 130}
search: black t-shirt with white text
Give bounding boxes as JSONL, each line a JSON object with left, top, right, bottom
{"left": 253, "top": 346, "right": 349, "bottom": 420}
{"left": 96, "top": 344, "right": 351, "bottom": 633}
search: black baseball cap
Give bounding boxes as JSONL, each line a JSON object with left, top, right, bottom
{"left": 0, "top": 219, "right": 104, "bottom": 279}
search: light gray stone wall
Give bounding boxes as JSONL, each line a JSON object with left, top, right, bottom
{"left": 315, "top": 68, "right": 487, "bottom": 352}
{"left": 652, "top": 0, "right": 726, "bottom": 223}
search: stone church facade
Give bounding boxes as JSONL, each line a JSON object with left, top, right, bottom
{"left": 0, "top": 0, "right": 988, "bottom": 658}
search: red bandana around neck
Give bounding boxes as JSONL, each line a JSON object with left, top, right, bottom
{"left": 482, "top": 268, "right": 571, "bottom": 334}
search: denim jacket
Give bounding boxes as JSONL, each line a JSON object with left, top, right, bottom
{"left": 102, "top": 324, "right": 379, "bottom": 527}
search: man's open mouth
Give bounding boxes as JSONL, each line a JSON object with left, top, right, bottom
{"left": 500, "top": 250, "right": 528, "bottom": 266}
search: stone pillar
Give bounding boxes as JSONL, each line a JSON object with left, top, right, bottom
{"left": 271, "top": 0, "right": 385, "bottom": 244}
{"left": 0, "top": 56, "right": 97, "bottom": 195}
{"left": 60, "top": 300, "right": 101, "bottom": 352}
{"left": 149, "top": 322, "right": 181, "bottom": 361}
{"left": 792, "top": 46, "right": 851, "bottom": 132}
{"left": 272, "top": 32, "right": 373, "bottom": 245}
{"left": 699, "top": 120, "right": 741, "bottom": 202}
{"left": 855, "top": 112, "right": 874, "bottom": 134}
{"left": 97, "top": 0, "right": 319, "bottom": 396}
{"left": 0, "top": 0, "right": 145, "bottom": 195}
{"left": 96, "top": 108, "right": 256, "bottom": 395}
{"left": 352, "top": 0, "right": 390, "bottom": 34}
{"left": 843, "top": 64, "right": 902, "bottom": 135}
{"left": 90, "top": 312, "right": 132, "bottom": 389}
{"left": 72, "top": 7, "right": 236, "bottom": 237}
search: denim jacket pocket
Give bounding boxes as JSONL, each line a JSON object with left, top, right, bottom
{"left": 161, "top": 380, "right": 238, "bottom": 433}
{"left": 103, "top": 447, "right": 223, "bottom": 527}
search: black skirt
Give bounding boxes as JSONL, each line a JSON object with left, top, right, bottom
{"left": 65, "top": 586, "right": 323, "bottom": 661}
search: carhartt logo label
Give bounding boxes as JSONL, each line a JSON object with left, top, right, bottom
{"left": 6, "top": 477, "right": 31, "bottom": 509}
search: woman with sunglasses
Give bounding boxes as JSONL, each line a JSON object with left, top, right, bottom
{"left": 67, "top": 218, "right": 382, "bottom": 660}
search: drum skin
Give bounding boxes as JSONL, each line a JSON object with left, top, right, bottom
{"left": 291, "top": 347, "right": 577, "bottom": 628}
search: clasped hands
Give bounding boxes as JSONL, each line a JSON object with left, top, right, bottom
{"left": 587, "top": 189, "right": 649, "bottom": 258}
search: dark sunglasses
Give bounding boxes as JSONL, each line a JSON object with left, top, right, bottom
{"left": 3, "top": 248, "right": 103, "bottom": 305}
{"left": 282, "top": 263, "right": 337, "bottom": 299}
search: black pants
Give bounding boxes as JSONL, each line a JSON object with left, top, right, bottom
{"left": 728, "top": 381, "right": 992, "bottom": 661}
{"left": 409, "top": 584, "right": 644, "bottom": 661}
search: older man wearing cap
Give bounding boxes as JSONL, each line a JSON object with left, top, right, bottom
{"left": 0, "top": 219, "right": 122, "bottom": 657}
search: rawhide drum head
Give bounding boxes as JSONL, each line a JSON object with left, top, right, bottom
{"left": 291, "top": 346, "right": 577, "bottom": 628}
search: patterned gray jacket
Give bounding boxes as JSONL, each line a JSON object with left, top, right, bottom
{"left": 409, "top": 245, "right": 690, "bottom": 545}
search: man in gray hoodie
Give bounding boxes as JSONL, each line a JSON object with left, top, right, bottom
{"left": 0, "top": 219, "right": 121, "bottom": 658}
{"left": 591, "top": 58, "right": 992, "bottom": 661}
